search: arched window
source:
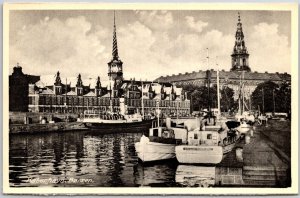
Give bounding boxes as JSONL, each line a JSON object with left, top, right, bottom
{"left": 243, "top": 58, "right": 246, "bottom": 66}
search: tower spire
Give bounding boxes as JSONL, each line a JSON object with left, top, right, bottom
{"left": 112, "top": 10, "right": 119, "bottom": 60}
{"left": 230, "top": 12, "right": 251, "bottom": 72}
{"left": 107, "top": 10, "right": 123, "bottom": 88}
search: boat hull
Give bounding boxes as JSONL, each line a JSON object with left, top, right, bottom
{"left": 175, "top": 145, "right": 223, "bottom": 164}
{"left": 83, "top": 119, "right": 153, "bottom": 131}
{"left": 135, "top": 141, "right": 175, "bottom": 162}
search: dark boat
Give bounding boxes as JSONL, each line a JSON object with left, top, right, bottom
{"left": 81, "top": 110, "right": 154, "bottom": 131}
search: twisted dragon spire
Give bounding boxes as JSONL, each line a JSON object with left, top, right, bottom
{"left": 112, "top": 11, "right": 119, "bottom": 60}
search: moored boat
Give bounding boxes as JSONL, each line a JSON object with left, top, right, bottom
{"left": 82, "top": 110, "right": 153, "bottom": 130}
{"left": 175, "top": 118, "right": 241, "bottom": 164}
{"left": 135, "top": 120, "right": 188, "bottom": 162}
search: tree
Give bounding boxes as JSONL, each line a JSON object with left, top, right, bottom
{"left": 275, "top": 81, "right": 291, "bottom": 113}
{"left": 251, "top": 81, "right": 284, "bottom": 113}
{"left": 220, "top": 86, "right": 235, "bottom": 112}
{"left": 181, "top": 84, "right": 234, "bottom": 112}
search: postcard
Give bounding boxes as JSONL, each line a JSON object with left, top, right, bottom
{"left": 3, "top": 2, "right": 298, "bottom": 195}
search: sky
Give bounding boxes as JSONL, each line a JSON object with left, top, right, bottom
{"left": 9, "top": 10, "right": 291, "bottom": 86}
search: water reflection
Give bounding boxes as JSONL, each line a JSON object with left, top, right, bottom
{"left": 134, "top": 160, "right": 178, "bottom": 187}
{"left": 9, "top": 131, "right": 144, "bottom": 187}
{"left": 176, "top": 165, "right": 215, "bottom": 187}
{"left": 9, "top": 130, "right": 243, "bottom": 187}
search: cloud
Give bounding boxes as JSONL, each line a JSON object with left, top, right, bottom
{"left": 10, "top": 12, "right": 291, "bottom": 86}
{"left": 136, "top": 11, "right": 174, "bottom": 30}
{"left": 117, "top": 17, "right": 234, "bottom": 80}
{"left": 247, "top": 23, "right": 291, "bottom": 73}
{"left": 10, "top": 16, "right": 110, "bottom": 85}
{"left": 185, "top": 16, "right": 208, "bottom": 33}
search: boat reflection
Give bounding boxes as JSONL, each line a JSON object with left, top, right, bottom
{"left": 134, "top": 160, "right": 177, "bottom": 187}
{"left": 175, "top": 165, "right": 215, "bottom": 187}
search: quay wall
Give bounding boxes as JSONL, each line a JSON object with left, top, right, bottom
{"left": 9, "top": 111, "right": 79, "bottom": 124}
{"left": 9, "top": 122, "right": 87, "bottom": 134}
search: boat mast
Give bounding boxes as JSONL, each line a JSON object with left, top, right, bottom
{"left": 141, "top": 79, "right": 145, "bottom": 119}
{"left": 156, "top": 100, "right": 160, "bottom": 127}
{"left": 206, "top": 48, "right": 211, "bottom": 113}
{"left": 216, "top": 56, "right": 221, "bottom": 119}
{"left": 238, "top": 74, "right": 242, "bottom": 116}
{"left": 65, "top": 78, "right": 68, "bottom": 120}
{"left": 176, "top": 101, "right": 179, "bottom": 125}
{"left": 109, "top": 80, "right": 113, "bottom": 112}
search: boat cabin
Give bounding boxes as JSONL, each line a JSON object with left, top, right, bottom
{"left": 148, "top": 127, "right": 180, "bottom": 144}
{"left": 187, "top": 130, "right": 220, "bottom": 146}
{"left": 84, "top": 110, "right": 126, "bottom": 120}
{"left": 149, "top": 127, "right": 175, "bottom": 139}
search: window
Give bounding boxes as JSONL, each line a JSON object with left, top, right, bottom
{"left": 194, "top": 133, "right": 198, "bottom": 139}
{"left": 243, "top": 58, "right": 246, "bottom": 66}
{"left": 153, "top": 129, "right": 159, "bottom": 137}
{"left": 207, "top": 134, "right": 212, "bottom": 139}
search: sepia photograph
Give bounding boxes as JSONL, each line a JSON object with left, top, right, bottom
{"left": 3, "top": 3, "right": 298, "bottom": 195}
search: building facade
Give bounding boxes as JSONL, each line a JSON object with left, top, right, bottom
{"left": 9, "top": 64, "right": 40, "bottom": 112}
{"left": 155, "top": 13, "right": 291, "bottom": 100}
{"left": 10, "top": 13, "right": 190, "bottom": 117}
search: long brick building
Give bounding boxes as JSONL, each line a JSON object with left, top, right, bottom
{"left": 9, "top": 14, "right": 190, "bottom": 117}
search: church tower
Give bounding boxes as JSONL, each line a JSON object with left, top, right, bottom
{"left": 108, "top": 11, "right": 123, "bottom": 89}
{"left": 231, "top": 13, "right": 251, "bottom": 72}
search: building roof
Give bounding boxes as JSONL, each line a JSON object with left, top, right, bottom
{"left": 67, "top": 91, "right": 77, "bottom": 96}
{"left": 35, "top": 80, "right": 45, "bottom": 88}
{"left": 40, "top": 87, "right": 55, "bottom": 95}
{"left": 84, "top": 91, "right": 96, "bottom": 97}
{"left": 155, "top": 70, "right": 290, "bottom": 83}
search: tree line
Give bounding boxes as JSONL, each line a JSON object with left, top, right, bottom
{"left": 180, "top": 80, "right": 291, "bottom": 114}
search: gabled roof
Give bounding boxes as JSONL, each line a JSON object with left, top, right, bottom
{"left": 164, "top": 87, "right": 172, "bottom": 94}
{"left": 40, "top": 87, "right": 55, "bottom": 95}
{"left": 35, "top": 80, "right": 45, "bottom": 88}
{"left": 84, "top": 91, "right": 96, "bottom": 97}
{"left": 67, "top": 91, "right": 77, "bottom": 96}
{"left": 174, "top": 87, "right": 182, "bottom": 95}
{"left": 175, "top": 96, "right": 182, "bottom": 101}
{"left": 101, "top": 93, "right": 111, "bottom": 98}
{"left": 153, "top": 94, "right": 161, "bottom": 100}
{"left": 164, "top": 96, "right": 170, "bottom": 100}
{"left": 152, "top": 84, "right": 162, "bottom": 94}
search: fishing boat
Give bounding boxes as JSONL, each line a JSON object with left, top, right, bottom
{"left": 135, "top": 125, "right": 176, "bottom": 162}
{"left": 175, "top": 57, "right": 240, "bottom": 164}
{"left": 135, "top": 104, "right": 188, "bottom": 162}
{"left": 175, "top": 119, "right": 240, "bottom": 164}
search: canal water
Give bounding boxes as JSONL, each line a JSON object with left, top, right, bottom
{"left": 9, "top": 129, "right": 242, "bottom": 187}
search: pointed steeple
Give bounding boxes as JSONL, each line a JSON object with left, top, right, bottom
{"left": 54, "top": 71, "right": 62, "bottom": 86}
{"left": 107, "top": 11, "right": 123, "bottom": 87}
{"left": 112, "top": 11, "right": 119, "bottom": 60}
{"left": 96, "top": 76, "right": 101, "bottom": 89}
{"left": 231, "top": 12, "right": 251, "bottom": 72}
{"left": 76, "top": 74, "right": 83, "bottom": 87}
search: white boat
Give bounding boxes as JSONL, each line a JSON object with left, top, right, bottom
{"left": 135, "top": 126, "right": 188, "bottom": 162}
{"left": 135, "top": 127, "right": 176, "bottom": 162}
{"left": 175, "top": 120, "right": 240, "bottom": 164}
